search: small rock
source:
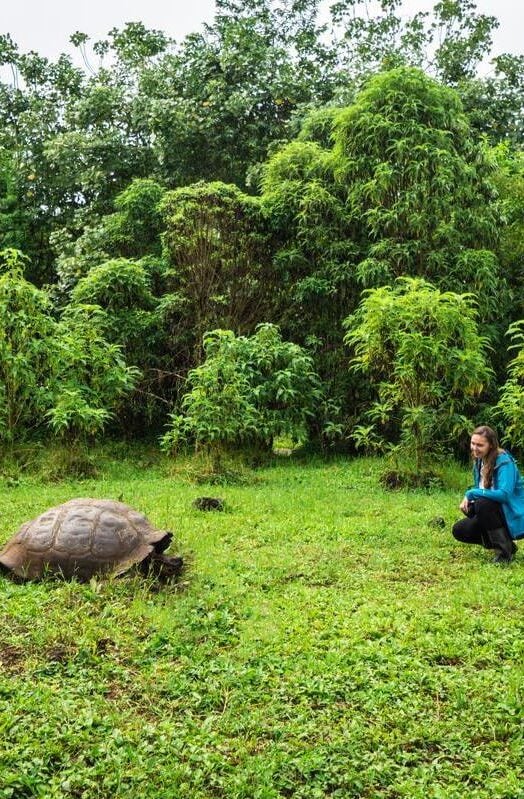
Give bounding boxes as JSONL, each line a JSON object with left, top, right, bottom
{"left": 192, "top": 497, "right": 225, "bottom": 512}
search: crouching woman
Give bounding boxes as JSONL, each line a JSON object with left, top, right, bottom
{"left": 453, "top": 426, "right": 524, "bottom": 563}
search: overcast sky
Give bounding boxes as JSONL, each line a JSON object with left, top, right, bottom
{"left": 2, "top": 0, "right": 522, "bottom": 66}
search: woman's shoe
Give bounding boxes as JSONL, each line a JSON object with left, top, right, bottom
{"left": 488, "top": 528, "right": 515, "bottom": 564}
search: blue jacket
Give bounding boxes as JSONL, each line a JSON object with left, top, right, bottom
{"left": 466, "top": 452, "right": 524, "bottom": 539}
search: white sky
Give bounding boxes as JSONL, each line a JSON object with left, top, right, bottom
{"left": 1, "top": 0, "right": 522, "bottom": 64}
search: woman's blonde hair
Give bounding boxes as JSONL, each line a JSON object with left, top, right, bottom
{"left": 472, "top": 425, "right": 501, "bottom": 488}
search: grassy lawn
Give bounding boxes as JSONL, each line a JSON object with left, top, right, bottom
{"left": 1, "top": 453, "right": 523, "bottom": 798}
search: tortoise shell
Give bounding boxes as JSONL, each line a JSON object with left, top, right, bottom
{"left": 0, "top": 498, "right": 171, "bottom": 580}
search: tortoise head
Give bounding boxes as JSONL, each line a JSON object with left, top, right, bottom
{"left": 153, "top": 531, "right": 173, "bottom": 554}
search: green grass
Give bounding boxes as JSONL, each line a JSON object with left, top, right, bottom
{"left": 1, "top": 453, "right": 524, "bottom": 798}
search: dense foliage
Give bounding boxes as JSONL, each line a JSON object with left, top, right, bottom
{"left": 162, "top": 324, "right": 323, "bottom": 466}
{"left": 496, "top": 321, "right": 524, "bottom": 450}
{"left": 0, "top": 249, "right": 136, "bottom": 449}
{"left": 0, "top": 0, "right": 523, "bottom": 463}
{"left": 344, "top": 278, "right": 492, "bottom": 470}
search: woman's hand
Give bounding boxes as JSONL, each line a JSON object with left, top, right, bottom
{"left": 459, "top": 497, "right": 470, "bottom": 514}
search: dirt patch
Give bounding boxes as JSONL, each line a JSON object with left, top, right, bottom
{"left": 0, "top": 642, "right": 26, "bottom": 671}
{"left": 45, "top": 643, "right": 73, "bottom": 663}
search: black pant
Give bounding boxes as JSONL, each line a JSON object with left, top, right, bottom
{"left": 452, "top": 498, "right": 508, "bottom": 549}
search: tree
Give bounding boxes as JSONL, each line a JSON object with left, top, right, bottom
{"left": 260, "top": 131, "right": 358, "bottom": 419}
{"left": 344, "top": 278, "right": 493, "bottom": 480}
{"left": 50, "top": 178, "right": 167, "bottom": 304}
{"left": 0, "top": 248, "right": 138, "bottom": 454}
{"left": 0, "top": 26, "right": 165, "bottom": 284}
{"left": 0, "top": 149, "right": 34, "bottom": 254}
{"left": 496, "top": 322, "right": 524, "bottom": 452}
{"left": 140, "top": 0, "right": 336, "bottom": 189}
{"left": 107, "top": 178, "right": 165, "bottom": 258}
{"left": 457, "top": 54, "right": 524, "bottom": 147}
{"left": 0, "top": 39, "right": 88, "bottom": 281}
{"left": 490, "top": 146, "right": 524, "bottom": 324}
{"left": 329, "top": 0, "right": 498, "bottom": 84}
{"left": 332, "top": 67, "right": 506, "bottom": 324}
{"left": 161, "top": 181, "right": 273, "bottom": 362}
{"left": 69, "top": 257, "right": 166, "bottom": 433}
{"left": 0, "top": 249, "right": 57, "bottom": 444}
{"left": 47, "top": 305, "right": 139, "bottom": 445}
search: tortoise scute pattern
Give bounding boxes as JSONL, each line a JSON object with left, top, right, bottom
{"left": 19, "top": 510, "right": 61, "bottom": 551}
{"left": 0, "top": 498, "right": 169, "bottom": 580}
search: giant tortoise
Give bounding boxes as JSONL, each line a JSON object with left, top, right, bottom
{"left": 0, "top": 498, "right": 183, "bottom": 581}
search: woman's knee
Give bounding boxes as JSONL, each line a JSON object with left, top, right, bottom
{"left": 452, "top": 516, "right": 485, "bottom": 545}
{"left": 452, "top": 519, "right": 469, "bottom": 542}
{"left": 474, "top": 498, "right": 500, "bottom": 513}
{"left": 473, "top": 497, "right": 505, "bottom": 526}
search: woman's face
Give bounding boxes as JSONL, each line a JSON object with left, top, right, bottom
{"left": 470, "top": 433, "right": 492, "bottom": 460}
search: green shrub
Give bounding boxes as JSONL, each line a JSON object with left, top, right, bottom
{"left": 162, "top": 324, "right": 323, "bottom": 470}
